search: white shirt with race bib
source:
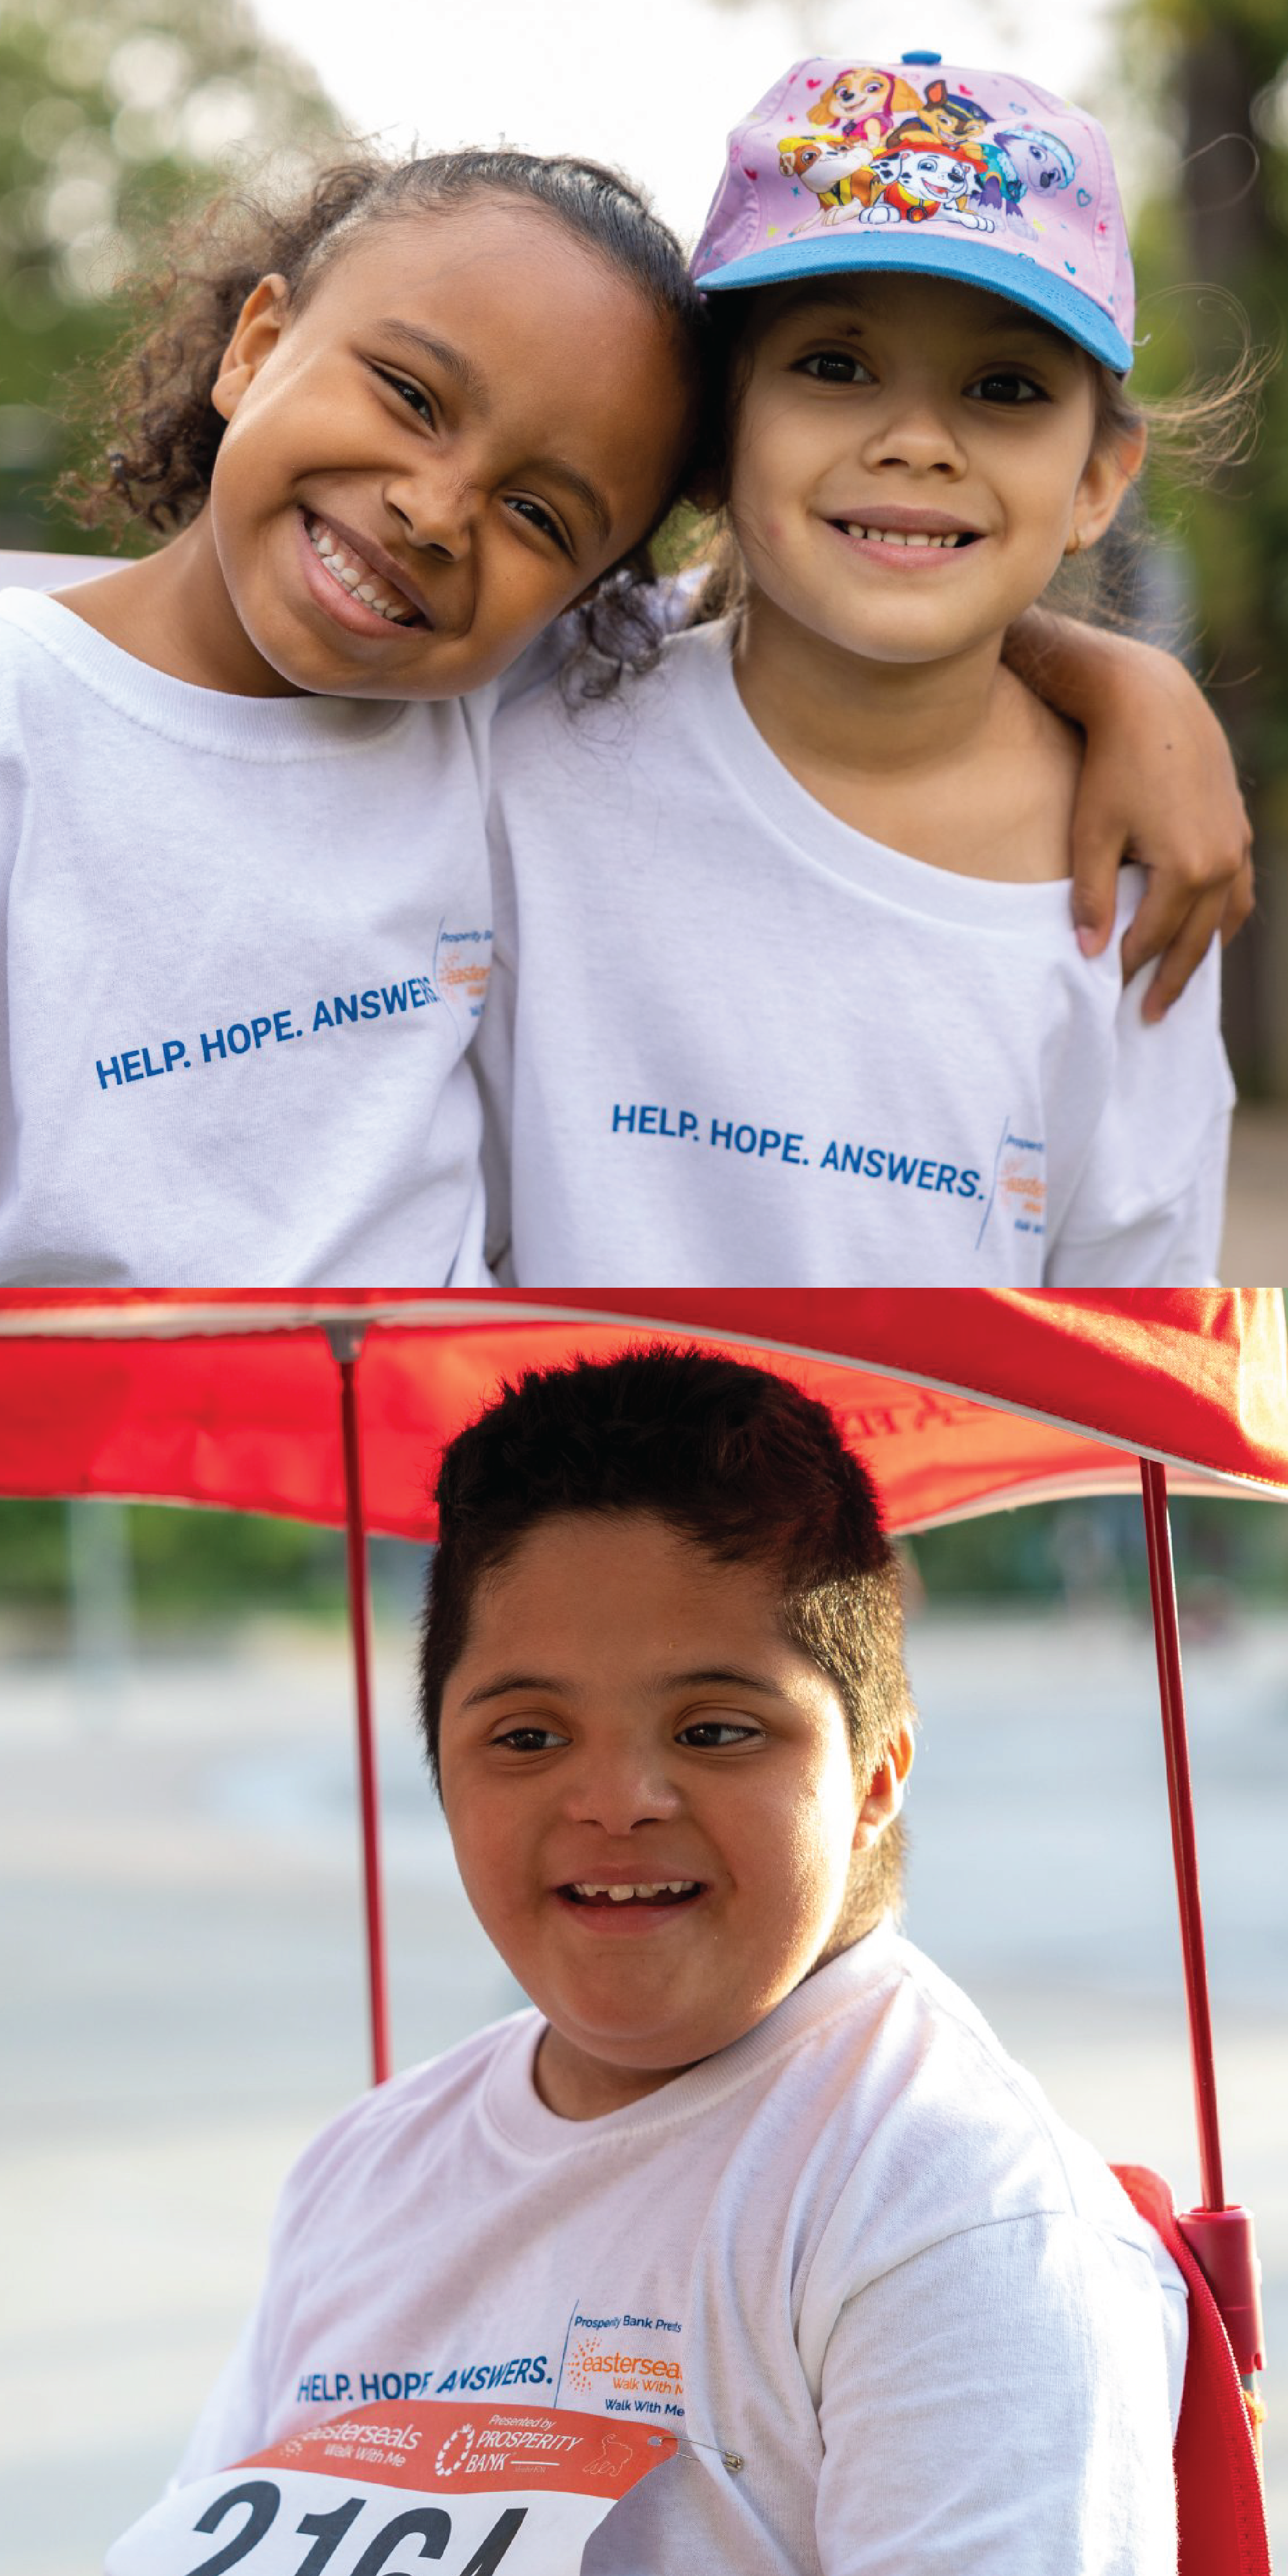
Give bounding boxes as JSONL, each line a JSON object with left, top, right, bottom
{"left": 172, "top": 1923, "right": 1186, "bottom": 2575}
{"left": 477, "top": 619, "right": 1232, "bottom": 1286}
{"left": 0, "top": 590, "right": 493, "bottom": 1285}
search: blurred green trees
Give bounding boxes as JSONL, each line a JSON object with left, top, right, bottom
{"left": 0, "top": 1497, "right": 384, "bottom": 1625}
{"left": 1114, "top": 0, "right": 1288, "bottom": 1092}
{"left": 0, "top": 0, "right": 341, "bottom": 551}
{"left": 0, "top": 1490, "right": 1285, "bottom": 1628}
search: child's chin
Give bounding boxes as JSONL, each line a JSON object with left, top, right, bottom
{"left": 267, "top": 630, "right": 444, "bottom": 700}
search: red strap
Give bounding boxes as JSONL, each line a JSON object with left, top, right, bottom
{"left": 1111, "top": 2166, "right": 1269, "bottom": 2576}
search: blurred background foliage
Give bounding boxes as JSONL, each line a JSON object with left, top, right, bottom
{"left": 0, "top": 1488, "right": 1284, "bottom": 1633}
{"left": 1114, "top": 0, "right": 1288, "bottom": 1095}
{"left": 0, "top": 0, "right": 339, "bottom": 553}
{"left": 0, "top": 0, "right": 1284, "bottom": 1085}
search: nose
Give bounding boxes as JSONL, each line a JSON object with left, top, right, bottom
{"left": 860, "top": 385, "right": 967, "bottom": 479}
{"left": 560, "top": 1740, "right": 684, "bottom": 1838}
{"left": 384, "top": 461, "right": 478, "bottom": 562}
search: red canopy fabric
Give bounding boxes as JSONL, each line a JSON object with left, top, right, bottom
{"left": 0, "top": 1289, "right": 1282, "bottom": 1534}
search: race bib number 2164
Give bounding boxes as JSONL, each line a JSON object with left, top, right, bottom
{"left": 106, "top": 2399, "right": 677, "bottom": 2575}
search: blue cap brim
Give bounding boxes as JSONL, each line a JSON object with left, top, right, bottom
{"left": 698, "top": 227, "right": 1133, "bottom": 375}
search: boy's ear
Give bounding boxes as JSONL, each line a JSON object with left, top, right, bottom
{"left": 853, "top": 1719, "right": 915, "bottom": 1850}
{"left": 211, "top": 274, "right": 290, "bottom": 422}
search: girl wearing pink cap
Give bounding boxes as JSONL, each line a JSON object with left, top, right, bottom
{"left": 479, "top": 56, "right": 1248, "bottom": 1288}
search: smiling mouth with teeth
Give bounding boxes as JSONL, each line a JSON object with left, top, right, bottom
{"left": 841, "top": 525, "right": 978, "bottom": 548}
{"left": 562, "top": 1881, "right": 703, "bottom": 1906}
{"left": 305, "top": 513, "right": 422, "bottom": 624}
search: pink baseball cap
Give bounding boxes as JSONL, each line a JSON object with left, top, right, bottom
{"left": 692, "top": 51, "right": 1135, "bottom": 374}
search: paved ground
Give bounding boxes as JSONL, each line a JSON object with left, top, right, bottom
{"left": 2, "top": 1605, "right": 1286, "bottom": 2572}
{"left": 1222, "top": 1102, "right": 1288, "bottom": 1283}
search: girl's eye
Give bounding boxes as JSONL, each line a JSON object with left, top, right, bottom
{"left": 376, "top": 369, "right": 435, "bottom": 425}
{"left": 799, "top": 351, "right": 871, "bottom": 385}
{"left": 492, "top": 1725, "right": 566, "bottom": 1753}
{"left": 969, "top": 370, "right": 1046, "bottom": 406}
{"left": 506, "top": 495, "right": 570, "bottom": 552}
{"left": 676, "top": 1721, "right": 760, "bottom": 1748}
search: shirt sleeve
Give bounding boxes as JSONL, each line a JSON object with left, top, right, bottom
{"left": 1044, "top": 930, "right": 1234, "bottom": 1286}
{"left": 815, "top": 2211, "right": 1185, "bottom": 2575}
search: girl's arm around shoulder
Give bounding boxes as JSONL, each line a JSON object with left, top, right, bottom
{"left": 1044, "top": 908, "right": 1233, "bottom": 1286}
{"left": 1007, "top": 611, "right": 1253, "bottom": 1014}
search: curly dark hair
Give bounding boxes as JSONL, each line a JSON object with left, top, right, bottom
{"left": 419, "top": 1341, "right": 913, "bottom": 1924}
{"left": 57, "top": 146, "right": 709, "bottom": 700}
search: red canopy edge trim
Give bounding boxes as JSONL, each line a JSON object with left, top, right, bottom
{"left": 900, "top": 1465, "right": 1264, "bottom": 1528}
{"left": 0, "top": 1294, "right": 551, "bottom": 1338}
{"left": 12, "top": 1464, "right": 1249, "bottom": 1532}
{"left": 9, "top": 1466, "right": 1127, "bottom": 1526}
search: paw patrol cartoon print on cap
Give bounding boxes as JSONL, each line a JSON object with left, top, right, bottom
{"left": 692, "top": 49, "right": 1134, "bottom": 373}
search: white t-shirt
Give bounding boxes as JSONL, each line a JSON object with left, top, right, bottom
{"left": 0, "top": 590, "right": 494, "bottom": 1285}
{"left": 172, "top": 1922, "right": 1186, "bottom": 2575}
{"left": 477, "top": 621, "right": 1233, "bottom": 1286}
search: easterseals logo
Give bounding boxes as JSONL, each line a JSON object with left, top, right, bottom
{"left": 976, "top": 1117, "right": 1048, "bottom": 1251}
{"left": 998, "top": 1131, "right": 1047, "bottom": 1236}
{"left": 434, "top": 2422, "right": 477, "bottom": 2476}
{"left": 434, "top": 924, "right": 493, "bottom": 1024}
{"left": 566, "top": 2336, "right": 684, "bottom": 2413}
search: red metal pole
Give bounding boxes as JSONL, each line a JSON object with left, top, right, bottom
{"left": 1138, "top": 1458, "right": 1265, "bottom": 2381}
{"left": 327, "top": 1324, "right": 391, "bottom": 2087}
{"left": 1140, "top": 1457, "right": 1224, "bottom": 2209}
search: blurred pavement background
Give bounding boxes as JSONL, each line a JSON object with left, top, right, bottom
{"left": 1223, "top": 1101, "right": 1288, "bottom": 1283}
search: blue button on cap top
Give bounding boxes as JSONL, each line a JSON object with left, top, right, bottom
{"left": 902, "top": 49, "right": 943, "bottom": 63}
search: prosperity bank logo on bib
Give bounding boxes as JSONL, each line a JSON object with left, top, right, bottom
{"left": 106, "top": 2398, "right": 676, "bottom": 2576}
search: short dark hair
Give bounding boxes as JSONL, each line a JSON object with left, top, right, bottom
{"left": 419, "top": 1343, "right": 913, "bottom": 1915}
